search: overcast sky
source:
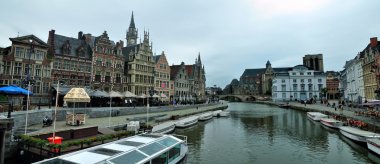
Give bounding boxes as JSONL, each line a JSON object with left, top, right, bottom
{"left": 1, "top": 0, "right": 379, "bottom": 88}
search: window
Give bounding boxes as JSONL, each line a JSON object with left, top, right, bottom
{"left": 36, "top": 50, "right": 44, "bottom": 60}
{"left": 292, "top": 72, "right": 296, "bottom": 75}
{"left": 14, "top": 62, "right": 22, "bottom": 75}
{"left": 307, "top": 72, "right": 311, "bottom": 75}
{"left": 301, "top": 84, "right": 305, "bottom": 91}
{"left": 281, "top": 85, "right": 286, "bottom": 91}
{"left": 308, "top": 79, "right": 311, "bottom": 82}
{"left": 301, "top": 79, "right": 304, "bottom": 83}
{"left": 15, "top": 47, "right": 24, "bottom": 58}
{"left": 308, "top": 84, "right": 312, "bottom": 91}
{"left": 282, "top": 93, "right": 286, "bottom": 99}
{"left": 294, "top": 93, "right": 298, "bottom": 99}
{"left": 4, "top": 61, "right": 11, "bottom": 75}
{"left": 281, "top": 79, "right": 285, "bottom": 83}
{"left": 35, "top": 65, "right": 41, "bottom": 77}
{"left": 300, "top": 72, "right": 304, "bottom": 75}
{"left": 293, "top": 79, "right": 297, "bottom": 83}
{"left": 318, "top": 79, "right": 322, "bottom": 83}
{"left": 293, "top": 84, "right": 297, "bottom": 91}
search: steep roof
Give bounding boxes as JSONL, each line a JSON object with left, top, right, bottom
{"left": 241, "top": 68, "right": 266, "bottom": 77}
{"left": 9, "top": 35, "right": 48, "bottom": 48}
{"left": 53, "top": 34, "right": 92, "bottom": 58}
{"left": 185, "top": 65, "right": 193, "bottom": 77}
{"left": 153, "top": 55, "right": 161, "bottom": 63}
{"left": 170, "top": 65, "right": 181, "bottom": 80}
{"left": 122, "top": 44, "right": 140, "bottom": 59}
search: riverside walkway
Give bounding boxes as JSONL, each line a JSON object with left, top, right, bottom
{"left": 27, "top": 102, "right": 228, "bottom": 135}
{"left": 267, "top": 100, "right": 380, "bottom": 132}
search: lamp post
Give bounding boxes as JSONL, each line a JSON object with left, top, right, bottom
{"left": 24, "top": 39, "right": 34, "bottom": 135}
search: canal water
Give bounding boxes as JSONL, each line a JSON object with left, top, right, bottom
{"left": 174, "top": 102, "right": 380, "bottom": 164}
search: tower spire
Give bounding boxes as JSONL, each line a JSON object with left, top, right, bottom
{"left": 126, "top": 11, "right": 138, "bottom": 46}
{"left": 130, "top": 11, "right": 136, "bottom": 29}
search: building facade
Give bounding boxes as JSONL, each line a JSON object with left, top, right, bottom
{"left": 123, "top": 13, "right": 155, "bottom": 96}
{"left": 47, "top": 30, "right": 92, "bottom": 87}
{"left": 153, "top": 51, "right": 171, "bottom": 102}
{"left": 170, "top": 62, "right": 190, "bottom": 103}
{"left": 272, "top": 65, "right": 326, "bottom": 102}
{"left": 362, "top": 37, "right": 380, "bottom": 101}
{"left": 240, "top": 61, "right": 291, "bottom": 96}
{"left": 325, "top": 71, "right": 340, "bottom": 100}
{"left": 1, "top": 35, "right": 51, "bottom": 104}
{"left": 303, "top": 54, "right": 324, "bottom": 72}
{"left": 90, "top": 31, "right": 126, "bottom": 92}
{"left": 342, "top": 55, "right": 364, "bottom": 103}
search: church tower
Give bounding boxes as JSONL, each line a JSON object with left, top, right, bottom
{"left": 126, "top": 12, "right": 138, "bottom": 46}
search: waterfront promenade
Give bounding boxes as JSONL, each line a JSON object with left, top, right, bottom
{"left": 266, "top": 100, "right": 380, "bottom": 132}
{"left": 27, "top": 102, "right": 228, "bottom": 135}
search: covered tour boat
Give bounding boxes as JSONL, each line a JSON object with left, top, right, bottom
{"left": 33, "top": 133, "right": 188, "bottom": 164}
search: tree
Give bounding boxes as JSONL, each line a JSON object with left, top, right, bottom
{"left": 320, "top": 87, "right": 328, "bottom": 99}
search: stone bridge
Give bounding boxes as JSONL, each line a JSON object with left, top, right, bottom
{"left": 218, "top": 94, "right": 257, "bottom": 102}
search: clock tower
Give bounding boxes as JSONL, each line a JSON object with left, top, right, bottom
{"left": 126, "top": 12, "right": 138, "bottom": 46}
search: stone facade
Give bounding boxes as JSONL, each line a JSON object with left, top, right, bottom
{"left": 153, "top": 51, "right": 171, "bottom": 102}
{"left": 90, "top": 31, "right": 126, "bottom": 92}
{"left": 1, "top": 35, "right": 51, "bottom": 105}
{"left": 123, "top": 13, "right": 155, "bottom": 96}
{"left": 362, "top": 37, "right": 380, "bottom": 101}
{"left": 303, "top": 54, "right": 324, "bottom": 72}
{"left": 170, "top": 62, "right": 190, "bottom": 103}
{"left": 48, "top": 30, "right": 92, "bottom": 87}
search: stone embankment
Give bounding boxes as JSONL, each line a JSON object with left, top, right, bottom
{"left": 255, "top": 101, "right": 380, "bottom": 133}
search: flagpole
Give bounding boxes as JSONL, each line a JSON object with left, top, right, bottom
{"left": 52, "top": 80, "right": 60, "bottom": 143}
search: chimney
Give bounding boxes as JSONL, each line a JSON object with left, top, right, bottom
{"left": 370, "top": 37, "right": 378, "bottom": 47}
{"left": 78, "top": 31, "right": 83, "bottom": 39}
{"left": 47, "top": 29, "right": 55, "bottom": 57}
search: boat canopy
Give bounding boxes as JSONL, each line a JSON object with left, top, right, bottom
{"left": 33, "top": 134, "right": 184, "bottom": 164}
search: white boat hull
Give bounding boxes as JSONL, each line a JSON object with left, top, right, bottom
{"left": 307, "top": 112, "right": 327, "bottom": 121}
{"left": 339, "top": 126, "right": 380, "bottom": 143}
{"left": 198, "top": 112, "right": 214, "bottom": 121}
{"left": 219, "top": 111, "right": 230, "bottom": 117}
{"left": 320, "top": 118, "right": 343, "bottom": 129}
{"left": 151, "top": 122, "right": 176, "bottom": 134}
{"left": 367, "top": 139, "right": 380, "bottom": 156}
{"left": 176, "top": 116, "right": 198, "bottom": 128}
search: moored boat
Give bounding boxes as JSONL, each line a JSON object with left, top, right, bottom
{"left": 367, "top": 138, "right": 380, "bottom": 155}
{"left": 339, "top": 126, "right": 380, "bottom": 143}
{"left": 175, "top": 116, "right": 198, "bottom": 128}
{"left": 213, "top": 110, "right": 222, "bottom": 117}
{"left": 198, "top": 112, "right": 213, "bottom": 121}
{"left": 151, "top": 121, "right": 176, "bottom": 134}
{"left": 33, "top": 133, "right": 188, "bottom": 164}
{"left": 320, "top": 118, "right": 343, "bottom": 129}
{"left": 219, "top": 111, "right": 230, "bottom": 117}
{"left": 307, "top": 112, "right": 328, "bottom": 121}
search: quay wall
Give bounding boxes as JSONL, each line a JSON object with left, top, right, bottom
{"left": 2, "top": 103, "right": 227, "bottom": 159}
{"left": 253, "top": 101, "right": 380, "bottom": 133}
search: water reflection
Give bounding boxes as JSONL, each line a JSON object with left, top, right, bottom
{"left": 174, "top": 102, "right": 380, "bottom": 164}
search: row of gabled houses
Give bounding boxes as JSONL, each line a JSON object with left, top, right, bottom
{"left": 0, "top": 13, "right": 206, "bottom": 106}
{"left": 224, "top": 37, "right": 380, "bottom": 103}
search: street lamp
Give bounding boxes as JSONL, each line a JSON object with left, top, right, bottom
{"left": 24, "top": 39, "right": 34, "bottom": 135}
